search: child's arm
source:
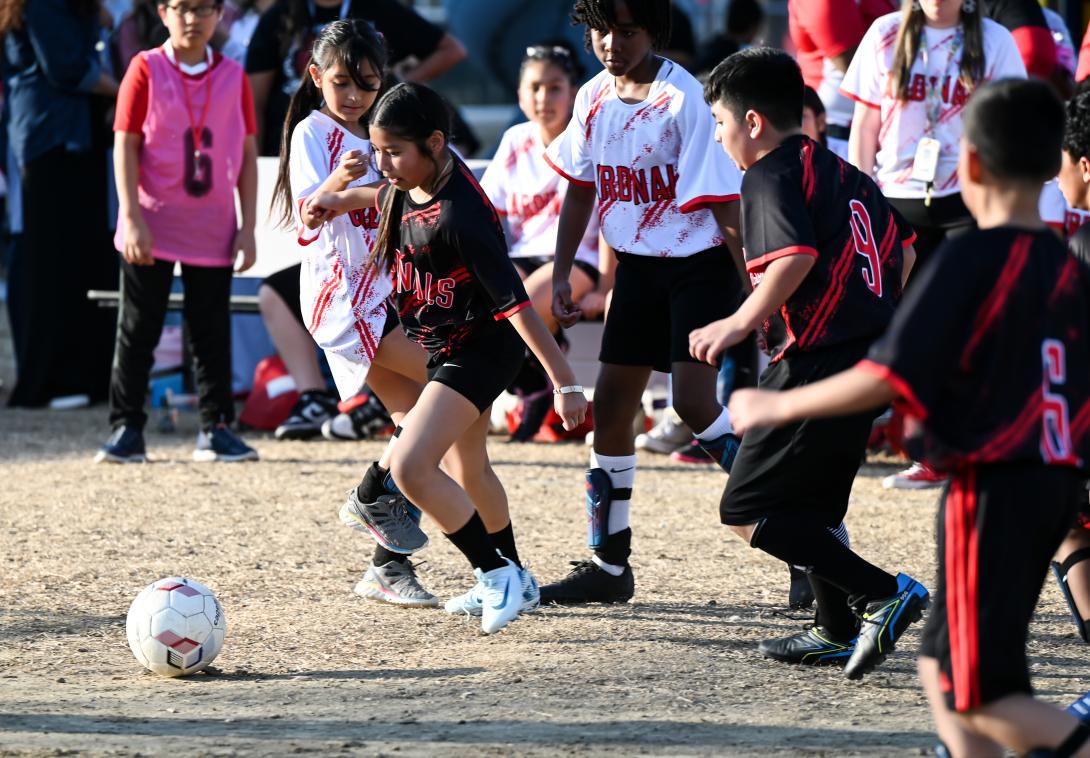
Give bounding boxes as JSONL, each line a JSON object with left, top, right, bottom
{"left": 114, "top": 131, "right": 153, "bottom": 266}
{"left": 729, "top": 366, "right": 896, "bottom": 434}
{"left": 709, "top": 199, "right": 751, "bottom": 292}
{"left": 551, "top": 184, "right": 598, "bottom": 327}
{"left": 849, "top": 102, "right": 879, "bottom": 177}
{"left": 689, "top": 253, "right": 815, "bottom": 364}
{"left": 507, "top": 308, "right": 588, "bottom": 430}
{"left": 307, "top": 182, "right": 383, "bottom": 222}
{"left": 297, "top": 150, "right": 373, "bottom": 230}
{"left": 233, "top": 135, "right": 258, "bottom": 272}
{"left": 578, "top": 233, "right": 616, "bottom": 319}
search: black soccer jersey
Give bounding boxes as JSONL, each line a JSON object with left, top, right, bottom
{"left": 379, "top": 156, "right": 530, "bottom": 360}
{"left": 740, "top": 135, "right": 915, "bottom": 362}
{"left": 863, "top": 227, "right": 1090, "bottom": 470}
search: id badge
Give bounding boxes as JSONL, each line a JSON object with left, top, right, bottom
{"left": 911, "top": 137, "right": 941, "bottom": 184}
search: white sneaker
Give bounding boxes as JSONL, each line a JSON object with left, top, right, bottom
{"left": 635, "top": 412, "right": 692, "bottom": 454}
{"left": 479, "top": 559, "right": 522, "bottom": 634}
{"left": 445, "top": 562, "right": 539, "bottom": 617}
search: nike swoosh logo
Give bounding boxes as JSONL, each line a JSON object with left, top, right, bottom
{"left": 609, "top": 467, "right": 634, "bottom": 473}
{"left": 492, "top": 582, "right": 510, "bottom": 610}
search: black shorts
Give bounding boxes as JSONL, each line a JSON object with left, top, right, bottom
{"left": 262, "top": 262, "right": 399, "bottom": 338}
{"left": 600, "top": 246, "right": 742, "bottom": 373}
{"left": 720, "top": 338, "right": 877, "bottom": 526}
{"left": 920, "top": 463, "right": 1083, "bottom": 713}
{"left": 512, "top": 255, "right": 601, "bottom": 287}
{"left": 427, "top": 320, "right": 525, "bottom": 414}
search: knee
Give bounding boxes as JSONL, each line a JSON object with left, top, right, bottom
{"left": 257, "top": 284, "right": 283, "bottom": 319}
{"left": 389, "top": 451, "right": 426, "bottom": 497}
{"left": 728, "top": 523, "right": 755, "bottom": 543}
{"left": 671, "top": 392, "right": 718, "bottom": 430}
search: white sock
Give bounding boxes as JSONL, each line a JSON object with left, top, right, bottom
{"left": 695, "top": 408, "right": 733, "bottom": 441}
{"left": 592, "top": 554, "right": 625, "bottom": 576}
{"left": 590, "top": 451, "right": 635, "bottom": 535}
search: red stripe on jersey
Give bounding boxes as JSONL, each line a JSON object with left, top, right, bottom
{"left": 352, "top": 266, "right": 378, "bottom": 309}
{"left": 678, "top": 193, "right": 740, "bottom": 214}
{"left": 494, "top": 300, "right": 531, "bottom": 321}
{"left": 769, "top": 305, "right": 798, "bottom": 363}
{"left": 876, "top": 210, "right": 899, "bottom": 264}
{"left": 296, "top": 198, "right": 321, "bottom": 246}
{"left": 598, "top": 196, "right": 619, "bottom": 223}
{"left": 840, "top": 89, "right": 880, "bottom": 110}
{"left": 327, "top": 129, "right": 344, "bottom": 174}
{"left": 745, "top": 245, "right": 818, "bottom": 272}
{"left": 353, "top": 310, "right": 378, "bottom": 360}
{"left": 634, "top": 198, "right": 672, "bottom": 242}
{"left": 798, "top": 235, "right": 857, "bottom": 348}
{"left": 878, "top": 100, "right": 903, "bottom": 145}
{"left": 959, "top": 234, "right": 1032, "bottom": 371}
{"left": 309, "top": 260, "right": 343, "bottom": 335}
{"left": 1071, "top": 397, "right": 1090, "bottom": 443}
{"left": 878, "top": 25, "right": 900, "bottom": 52}
{"left": 543, "top": 153, "right": 595, "bottom": 188}
{"left": 856, "top": 359, "right": 929, "bottom": 420}
{"left": 585, "top": 83, "right": 612, "bottom": 140}
{"left": 456, "top": 161, "right": 504, "bottom": 229}
{"left": 800, "top": 140, "right": 816, "bottom": 206}
{"left": 947, "top": 467, "right": 982, "bottom": 712}
{"left": 970, "top": 392, "right": 1043, "bottom": 463}
{"left": 902, "top": 230, "right": 917, "bottom": 248}
{"left": 1048, "top": 255, "right": 1080, "bottom": 307}
{"left": 505, "top": 133, "right": 536, "bottom": 172}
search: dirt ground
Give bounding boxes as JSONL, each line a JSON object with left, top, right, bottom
{"left": 1, "top": 405, "right": 1087, "bottom": 757}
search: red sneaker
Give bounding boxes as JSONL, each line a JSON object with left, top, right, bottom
{"left": 881, "top": 462, "right": 946, "bottom": 490}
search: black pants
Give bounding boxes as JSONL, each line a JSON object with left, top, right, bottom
{"left": 887, "top": 194, "right": 974, "bottom": 279}
{"left": 109, "top": 258, "right": 234, "bottom": 430}
{"left": 8, "top": 146, "right": 117, "bottom": 406}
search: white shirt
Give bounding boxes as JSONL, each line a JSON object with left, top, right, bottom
{"left": 1039, "top": 179, "right": 1090, "bottom": 239}
{"left": 480, "top": 121, "right": 600, "bottom": 268}
{"left": 841, "top": 14, "right": 1026, "bottom": 199}
{"left": 290, "top": 110, "right": 391, "bottom": 399}
{"left": 545, "top": 58, "right": 741, "bottom": 258}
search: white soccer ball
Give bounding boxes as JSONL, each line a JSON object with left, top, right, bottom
{"left": 125, "top": 576, "right": 226, "bottom": 677}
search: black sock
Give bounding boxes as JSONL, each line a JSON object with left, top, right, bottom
{"left": 357, "top": 462, "right": 386, "bottom": 503}
{"left": 373, "top": 545, "right": 409, "bottom": 566}
{"left": 594, "top": 527, "right": 632, "bottom": 567}
{"left": 444, "top": 512, "right": 505, "bottom": 572}
{"left": 751, "top": 515, "right": 898, "bottom": 601}
{"left": 809, "top": 575, "right": 860, "bottom": 640}
{"left": 489, "top": 522, "right": 522, "bottom": 568}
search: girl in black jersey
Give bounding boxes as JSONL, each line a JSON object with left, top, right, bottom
{"left": 314, "top": 83, "right": 587, "bottom": 635}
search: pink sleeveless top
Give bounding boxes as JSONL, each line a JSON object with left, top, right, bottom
{"left": 114, "top": 48, "right": 248, "bottom": 267}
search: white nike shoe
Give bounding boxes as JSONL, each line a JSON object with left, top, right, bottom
{"left": 478, "top": 559, "right": 523, "bottom": 634}
{"left": 445, "top": 561, "right": 539, "bottom": 617}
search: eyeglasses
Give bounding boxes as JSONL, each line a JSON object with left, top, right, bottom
{"left": 524, "top": 45, "right": 575, "bottom": 70}
{"left": 165, "top": 2, "right": 222, "bottom": 18}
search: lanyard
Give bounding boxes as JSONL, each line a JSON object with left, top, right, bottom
{"left": 306, "top": 0, "right": 350, "bottom": 19}
{"left": 919, "top": 27, "right": 963, "bottom": 136}
{"left": 167, "top": 45, "right": 215, "bottom": 163}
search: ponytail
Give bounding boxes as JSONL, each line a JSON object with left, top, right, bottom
{"left": 272, "top": 75, "right": 324, "bottom": 229}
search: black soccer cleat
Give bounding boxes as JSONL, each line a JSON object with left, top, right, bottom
{"left": 844, "top": 572, "right": 930, "bottom": 680}
{"left": 788, "top": 565, "right": 815, "bottom": 610}
{"left": 540, "top": 559, "right": 634, "bottom": 605}
{"left": 759, "top": 625, "right": 856, "bottom": 665}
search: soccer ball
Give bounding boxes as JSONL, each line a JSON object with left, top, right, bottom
{"left": 125, "top": 577, "right": 226, "bottom": 677}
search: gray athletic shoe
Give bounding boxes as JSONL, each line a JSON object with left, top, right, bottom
{"left": 354, "top": 561, "right": 438, "bottom": 608}
{"left": 338, "top": 489, "right": 428, "bottom": 554}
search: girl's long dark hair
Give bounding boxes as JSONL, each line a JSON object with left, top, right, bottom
{"left": 890, "top": 0, "right": 984, "bottom": 102}
{"left": 271, "top": 18, "right": 387, "bottom": 228}
{"left": 369, "top": 83, "right": 453, "bottom": 274}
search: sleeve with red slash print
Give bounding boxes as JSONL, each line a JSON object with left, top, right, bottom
{"left": 860, "top": 242, "right": 980, "bottom": 419}
{"left": 740, "top": 161, "right": 818, "bottom": 273}
{"left": 449, "top": 202, "right": 530, "bottom": 321}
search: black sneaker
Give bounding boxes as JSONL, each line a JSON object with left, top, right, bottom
{"left": 94, "top": 425, "right": 147, "bottom": 463}
{"left": 844, "top": 572, "right": 930, "bottom": 680}
{"left": 759, "top": 625, "right": 856, "bottom": 665}
{"left": 193, "top": 424, "right": 259, "bottom": 462}
{"left": 540, "top": 559, "right": 634, "bottom": 605}
{"left": 509, "top": 391, "right": 553, "bottom": 443}
{"left": 321, "top": 394, "right": 391, "bottom": 440}
{"left": 789, "top": 566, "right": 815, "bottom": 610}
{"left": 275, "top": 390, "right": 338, "bottom": 440}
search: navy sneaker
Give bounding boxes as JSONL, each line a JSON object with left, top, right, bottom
{"left": 844, "top": 572, "right": 930, "bottom": 680}
{"left": 759, "top": 625, "right": 856, "bottom": 665}
{"left": 1068, "top": 689, "right": 1090, "bottom": 724}
{"left": 193, "top": 424, "right": 259, "bottom": 463}
{"left": 94, "top": 425, "right": 147, "bottom": 464}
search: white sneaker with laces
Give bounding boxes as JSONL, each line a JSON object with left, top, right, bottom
{"left": 479, "top": 559, "right": 523, "bottom": 634}
{"left": 635, "top": 413, "right": 692, "bottom": 454}
{"left": 445, "top": 562, "right": 539, "bottom": 617}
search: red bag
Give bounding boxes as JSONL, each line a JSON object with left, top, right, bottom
{"left": 239, "top": 355, "right": 299, "bottom": 430}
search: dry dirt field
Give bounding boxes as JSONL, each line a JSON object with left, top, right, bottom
{"left": 1, "top": 405, "right": 1087, "bottom": 757}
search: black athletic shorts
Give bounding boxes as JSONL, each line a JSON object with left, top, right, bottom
{"left": 600, "top": 246, "right": 742, "bottom": 373}
{"left": 427, "top": 320, "right": 525, "bottom": 414}
{"left": 262, "top": 262, "right": 399, "bottom": 338}
{"left": 720, "top": 337, "right": 878, "bottom": 526}
{"left": 512, "top": 255, "right": 601, "bottom": 287}
{"left": 920, "top": 463, "right": 1084, "bottom": 713}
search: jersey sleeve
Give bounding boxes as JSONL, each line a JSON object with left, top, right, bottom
{"left": 478, "top": 129, "right": 511, "bottom": 214}
{"left": 113, "top": 53, "right": 150, "bottom": 133}
{"left": 840, "top": 20, "right": 883, "bottom": 109}
{"left": 452, "top": 201, "right": 530, "bottom": 320}
{"left": 739, "top": 165, "right": 818, "bottom": 273}
{"left": 793, "top": 0, "right": 866, "bottom": 60}
{"left": 1040, "top": 181, "right": 1066, "bottom": 231}
{"left": 860, "top": 242, "right": 980, "bottom": 420}
{"left": 288, "top": 120, "right": 332, "bottom": 244}
{"left": 544, "top": 83, "right": 597, "bottom": 188}
{"left": 675, "top": 86, "right": 741, "bottom": 213}
{"left": 985, "top": 20, "right": 1030, "bottom": 80}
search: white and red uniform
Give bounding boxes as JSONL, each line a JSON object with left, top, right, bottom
{"left": 544, "top": 58, "right": 741, "bottom": 258}
{"left": 841, "top": 14, "right": 1025, "bottom": 199}
{"left": 114, "top": 42, "right": 256, "bottom": 266}
{"left": 480, "top": 121, "right": 600, "bottom": 268}
{"left": 290, "top": 110, "right": 390, "bottom": 400}
{"left": 1039, "top": 179, "right": 1090, "bottom": 239}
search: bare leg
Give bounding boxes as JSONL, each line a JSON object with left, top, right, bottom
{"left": 1055, "top": 528, "right": 1090, "bottom": 631}
{"left": 443, "top": 408, "right": 509, "bottom": 532}
{"left": 592, "top": 363, "right": 654, "bottom": 455}
{"left": 670, "top": 360, "right": 723, "bottom": 434}
{"left": 258, "top": 284, "right": 325, "bottom": 392}
{"left": 918, "top": 656, "right": 1003, "bottom": 758}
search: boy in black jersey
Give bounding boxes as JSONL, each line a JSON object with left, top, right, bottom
{"left": 731, "top": 78, "right": 1090, "bottom": 756}
{"left": 690, "top": 48, "right": 927, "bottom": 679}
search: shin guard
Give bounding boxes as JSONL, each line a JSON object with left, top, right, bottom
{"left": 586, "top": 468, "right": 613, "bottom": 549}
{"left": 1051, "top": 548, "right": 1090, "bottom": 642}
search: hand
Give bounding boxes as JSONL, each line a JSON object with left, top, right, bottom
{"left": 300, "top": 195, "right": 333, "bottom": 229}
{"left": 334, "top": 149, "right": 370, "bottom": 186}
{"left": 689, "top": 316, "right": 749, "bottom": 365}
{"left": 578, "top": 290, "right": 608, "bottom": 320}
{"left": 233, "top": 228, "right": 256, "bottom": 273}
{"left": 121, "top": 213, "right": 154, "bottom": 266}
{"left": 554, "top": 390, "right": 588, "bottom": 431}
{"left": 728, "top": 388, "right": 788, "bottom": 435}
{"left": 552, "top": 280, "right": 582, "bottom": 328}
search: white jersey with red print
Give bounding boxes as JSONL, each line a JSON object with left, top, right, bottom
{"left": 480, "top": 121, "right": 600, "bottom": 268}
{"left": 290, "top": 110, "right": 390, "bottom": 400}
{"left": 544, "top": 58, "right": 741, "bottom": 258}
{"left": 841, "top": 14, "right": 1025, "bottom": 199}
{"left": 1040, "top": 179, "right": 1090, "bottom": 239}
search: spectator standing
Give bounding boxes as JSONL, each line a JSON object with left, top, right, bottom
{"left": 244, "top": 0, "right": 466, "bottom": 155}
{"left": 696, "top": 0, "right": 764, "bottom": 76}
{"left": 2, "top": 0, "right": 120, "bottom": 408}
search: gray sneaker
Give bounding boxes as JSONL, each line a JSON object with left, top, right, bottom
{"left": 338, "top": 489, "right": 428, "bottom": 554}
{"left": 354, "top": 561, "right": 438, "bottom": 608}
